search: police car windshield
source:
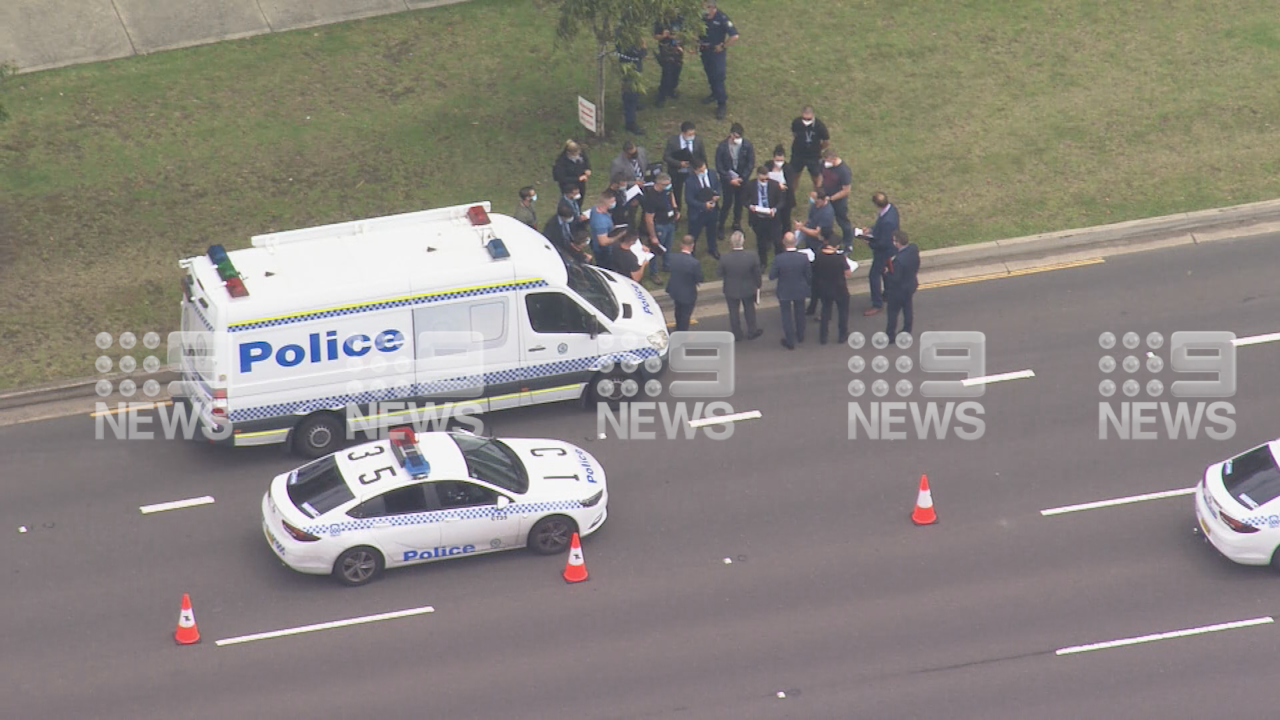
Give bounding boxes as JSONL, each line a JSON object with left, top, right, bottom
{"left": 450, "top": 433, "right": 529, "bottom": 494}
{"left": 1223, "top": 445, "right": 1280, "bottom": 509}
{"left": 287, "top": 456, "right": 356, "bottom": 518}
{"left": 565, "top": 261, "right": 619, "bottom": 320}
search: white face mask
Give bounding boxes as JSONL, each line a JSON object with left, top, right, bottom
{"left": 530, "top": 194, "right": 537, "bottom": 203}
{"left": 731, "top": 138, "right": 742, "bottom": 146}
{"left": 775, "top": 159, "right": 784, "bottom": 167}
{"left": 685, "top": 134, "right": 696, "bottom": 143}
{"left": 802, "top": 118, "right": 814, "bottom": 126}
{"left": 823, "top": 161, "right": 834, "bottom": 168}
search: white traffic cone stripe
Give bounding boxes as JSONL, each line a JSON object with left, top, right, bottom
{"left": 917, "top": 489, "right": 933, "bottom": 508}
{"left": 179, "top": 609, "right": 195, "bottom": 627}
{"left": 567, "top": 547, "right": 584, "bottom": 565}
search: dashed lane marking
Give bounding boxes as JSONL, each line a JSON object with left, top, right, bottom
{"left": 1040, "top": 487, "right": 1196, "bottom": 516}
{"left": 215, "top": 606, "right": 436, "bottom": 647}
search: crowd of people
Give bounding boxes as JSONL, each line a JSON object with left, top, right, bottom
{"left": 509, "top": 1, "right": 921, "bottom": 348}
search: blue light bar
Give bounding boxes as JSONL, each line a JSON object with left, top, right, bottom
{"left": 487, "top": 238, "right": 510, "bottom": 259}
{"left": 389, "top": 427, "right": 430, "bottom": 478}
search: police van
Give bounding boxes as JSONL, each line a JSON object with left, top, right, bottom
{"left": 177, "top": 202, "right": 668, "bottom": 457}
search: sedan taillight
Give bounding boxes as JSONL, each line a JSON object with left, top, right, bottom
{"left": 1219, "top": 510, "right": 1260, "bottom": 534}
{"left": 282, "top": 520, "right": 320, "bottom": 542}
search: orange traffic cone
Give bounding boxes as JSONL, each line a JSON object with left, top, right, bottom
{"left": 911, "top": 474, "right": 937, "bottom": 526}
{"left": 174, "top": 593, "right": 201, "bottom": 645}
{"left": 562, "top": 532, "right": 589, "bottom": 584}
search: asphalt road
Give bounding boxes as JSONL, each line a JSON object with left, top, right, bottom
{"left": 4, "top": 232, "right": 1279, "bottom": 719}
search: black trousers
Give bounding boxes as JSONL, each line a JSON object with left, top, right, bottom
{"left": 657, "top": 61, "right": 682, "bottom": 100}
{"left": 673, "top": 300, "right": 695, "bottom": 332}
{"left": 818, "top": 294, "right": 850, "bottom": 343}
{"left": 750, "top": 218, "right": 779, "bottom": 267}
{"left": 670, "top": 170, "right": 688, "bottom": 213}
{"left": 719, "top": 183, "right": 744, "bottom": 233}
{"left": 886, "top": 291, "right": 914, "bottom": 340}
{"left": 726, "top": 296, "right": 758, "bottom": 339}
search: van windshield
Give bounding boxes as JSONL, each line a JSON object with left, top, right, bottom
{"left": 564, "top": 261, "right": 619, "bottom": 321}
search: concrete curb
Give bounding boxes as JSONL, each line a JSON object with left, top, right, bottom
{"left": 653, "top": 198, "right": 1280, "bottom": 312}
{"left": 0, "top": 371, "right": 180, "bottom": 411}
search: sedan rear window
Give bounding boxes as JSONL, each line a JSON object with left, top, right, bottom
{"left": 1223, "top": 445, "right": 1280, "bottom": 510}
{"left": 287, "top": 456, "right": 355, "bottom": 518}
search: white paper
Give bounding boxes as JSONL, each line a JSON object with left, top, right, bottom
{"left": 846, "top": 258, "right": 859, "bottom": 273}
{"left": 854, "top": 227, "right": 865, "bottom": 237}
{"left": 751, "top": 205, "right": 775, "bottom": 216}
{"left": 800, "top": 248, "right": 815, "bottom": 262}
{"left": 623, "top": 185, "right": 643, "bottom": 202}
{"left": 767, "top": 171, "right": 786, "bottom": 185}
{"left": 631, "top": 242, "right": 654, "bottom": 265}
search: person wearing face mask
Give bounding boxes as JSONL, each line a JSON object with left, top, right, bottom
{"left": 769, "top": 144, "right": 798, "bottom": 233}
{"left": 542, "top": 203, "right": 577, "bottom": 257}
{"left": 714, "top": 122, "right": 755, "bottom": 241}
{"left": 552, "top": 140, "right": 592, "bottom": 199}
{"left": 663, "top": 120, "right": 706, "bottom": 215}
{"left": 818, "top": 148, "right": 854, "bottom": 252}
{"left": 698, "top": 0, "right": 738, "bottom": 120}
{"left": 588, "top": 191, "right": 618, "bottom": 268}
{"left": 642, "top": 172, "right": 679, "bottom": 279}
{"left": 514, "top": 186, "right": 538, "bottom": 229}
{"left": 742, "top": 164, "right": 783, "bottom": 267}
{"left": 684, "top": 158, "right": 722, "bottom": 259}
{"left": 557, "top": 181, "right": 590, "bottom": 230}
{"left": 610, "top": 140, "right": 651, "bottom": 187}
{"left": 790, "top": 106, "right": 830, "bottom": 187}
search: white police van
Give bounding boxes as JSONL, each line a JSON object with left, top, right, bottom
{"left": 262, "top": 427, "right": 608, "bottom": 586}
{"left": 177, "top": 202, "right": 668, "bottom": 457}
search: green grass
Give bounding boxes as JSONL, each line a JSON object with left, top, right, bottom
{"left": 3, "top": 0, "right": 1280, "bottom": 388}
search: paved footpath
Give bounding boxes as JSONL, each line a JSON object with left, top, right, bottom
{"left": 1, "top": 0, "right": 468, "bottom": 73}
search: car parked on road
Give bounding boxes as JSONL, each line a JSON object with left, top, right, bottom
{"left": 262, "top": 428, "right": 608, "bottom": 586}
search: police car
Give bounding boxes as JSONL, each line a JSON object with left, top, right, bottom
{"left": 261, "top": 428, "right": 608, "bottom": 586}
{"left": 1194, "top": 438, "right": 1280, "bottom": 568}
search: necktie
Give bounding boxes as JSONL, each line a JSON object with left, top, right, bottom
{"left": 701, "top": 173, "right": 708, "bottom": 189}
{"left": 758, "top": 185, "right": 766, "bottom": 208}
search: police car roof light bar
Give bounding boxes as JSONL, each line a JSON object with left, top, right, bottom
{"left": 389, "top": 426, "right": 431, "bottom": 477}
{"left": 486, "top": 238, "right": 510, "bottom": 260}
{"left": 224, "top": 275, "right": 249, "bottom": 298}
{"left": 466, "top": 205, "right": 490, "bottom": 226}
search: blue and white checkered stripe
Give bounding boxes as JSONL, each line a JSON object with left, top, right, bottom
{"left": 308, "top": 499, "right": 584, "bottom": 536}
{"left": 226, "top": 347, "right": 660, "bottom": 422}
{"left": 228, "top": 280, "right": 549, "bottom": 333}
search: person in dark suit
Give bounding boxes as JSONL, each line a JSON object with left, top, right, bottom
{"left": 557, "top": 181, "right": 589, "bottom": 228}
{"left": 714, "top": 122, "right": 755, "bottom": 239}
{"left": 769, "top": 144, "right": 798, "bottom": 233}
{"left": 610, "top": 140, "right": 651, "bottom": 185}
{"left": 552, "top": 140, "right": 592, "bottom": 199}
{"left": 716, "top": 231, "right": 763, "bottom": 341}
{"left": 665, "top": 235, "right": 703, "bottom": 332}
{"left": 768, "top": 232, "right": 812, "bottom": 350}
{"left": 542, "top": 204, "right": 577, "bottom": 256}
{"left": 859, "top": 191, "right": 899, "bottom": 316}
{"left": 884, "top": 229, "right": 920, "bottom": 342}
{"left": 812, "top": 236, "right": 852, "bottom": 344}
{"left": 663, "top": 121, "right": 706, "bottom": 214}
{"left": 684, "top": 158, "right": 722, "bottom": 258}
{"left": 742, "top": 164, "right": 783, "bottom": 266}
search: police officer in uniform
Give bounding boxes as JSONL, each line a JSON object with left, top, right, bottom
{"left": 617, "top": 43, "right": 647, "bottom": 136}
{"left": 653, "top": 15, "right": 684, "bottom": 107}
{"left": 698, "top": 1, "right": 739, "bottom": 121}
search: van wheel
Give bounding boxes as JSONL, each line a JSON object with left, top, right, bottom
{"left": 293, "top": 413, "right": 344, "bottom": 458}
{"left": 589, "top": 369, "right": 639, "bottom": 405}
{"left": 334, "top": 546, "right": 383, "bottom": 586}
{"left": 528, "top": 516, "right": 578, "bottom": 555}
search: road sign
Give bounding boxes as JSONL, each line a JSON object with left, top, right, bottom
{"left": 577, "top": 96, "right": 597, "bottom": 135}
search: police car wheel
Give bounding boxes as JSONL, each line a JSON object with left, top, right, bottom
{"left": 334, "top": 546, "right": 383, "bottom": 586}
{"left": 1270, "top": 547, "right": 1280, "bottom": 572}
{"left": 528, "top": 516, "right": 578, "bottom": 555}
{"left": 294, "top": 413, "right": 344, "bottom": 458}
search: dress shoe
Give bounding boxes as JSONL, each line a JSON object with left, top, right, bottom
{"left": 748, "top": 329, "right": 763, "bottom": 340}
{"left": 709, "top": 250, "right": 721, "bottom": 260}
{"left": 669, "top": 90, "right": 680, "bottom": 99}
{"left": 780, "top": 339, "right": 795, "bottom": 350}
{"left": 715, "top": 105, "right": 726, "bottom": 120}
{"left": 863, "top": 307, "right": 882, "bottom": 316}
{"left": 626, "top": 125, "right": 647, "bottom": 136}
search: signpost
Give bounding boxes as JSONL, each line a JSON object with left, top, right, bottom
{"left": 577, "top": 96, "right": 598, "bottom": 136}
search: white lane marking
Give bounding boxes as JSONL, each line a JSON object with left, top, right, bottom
{"left": 1056, "top": 616, "right": 1273, "bottom": 656}
{"left": 215, "top": 605, "right": 435, "bottom": 647}
{"left": 1234, "top": 332, "right": 1280, "bottom": 347}
{"left": 961, "top": 369, "right": 1036, "bottom": 387}
{"left": 687, "top": 410, "right": 763, "bottom": 428}
{"left": 139, "top": 496, "right": 216, "bottom": 514}
{"left": 1040, "top": 487, "right": 1195, "bottom": 516}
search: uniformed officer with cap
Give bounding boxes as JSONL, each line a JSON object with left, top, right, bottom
{"left": 698, "top": 1, "right": 739, "bottom": 120}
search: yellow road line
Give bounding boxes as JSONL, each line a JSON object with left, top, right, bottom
{"left": 89, "top": 400, "right": 173, "bottom": 417}
{"left": 919, "top": 257, "right": 1105, "bottom": 290}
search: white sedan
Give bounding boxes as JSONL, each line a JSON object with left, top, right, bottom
{"left": 262, "top": 429, "right": 608, "bottom": 586}
{"left": 1195, "top": 438, "right": 1280, "bottom": 568}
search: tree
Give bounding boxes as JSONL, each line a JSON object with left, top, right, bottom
{"left": 552, "top": 0, "right": 702, "bottom": 138}
{"left": 0, "top": 63, "right": 15, "bottom": 123}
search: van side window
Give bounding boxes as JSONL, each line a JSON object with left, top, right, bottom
{"left": 525, "top": 293, "right": 595, "bottom": 334}
{"left": 414, "top": 298, "right": 508, "bottom": 356}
